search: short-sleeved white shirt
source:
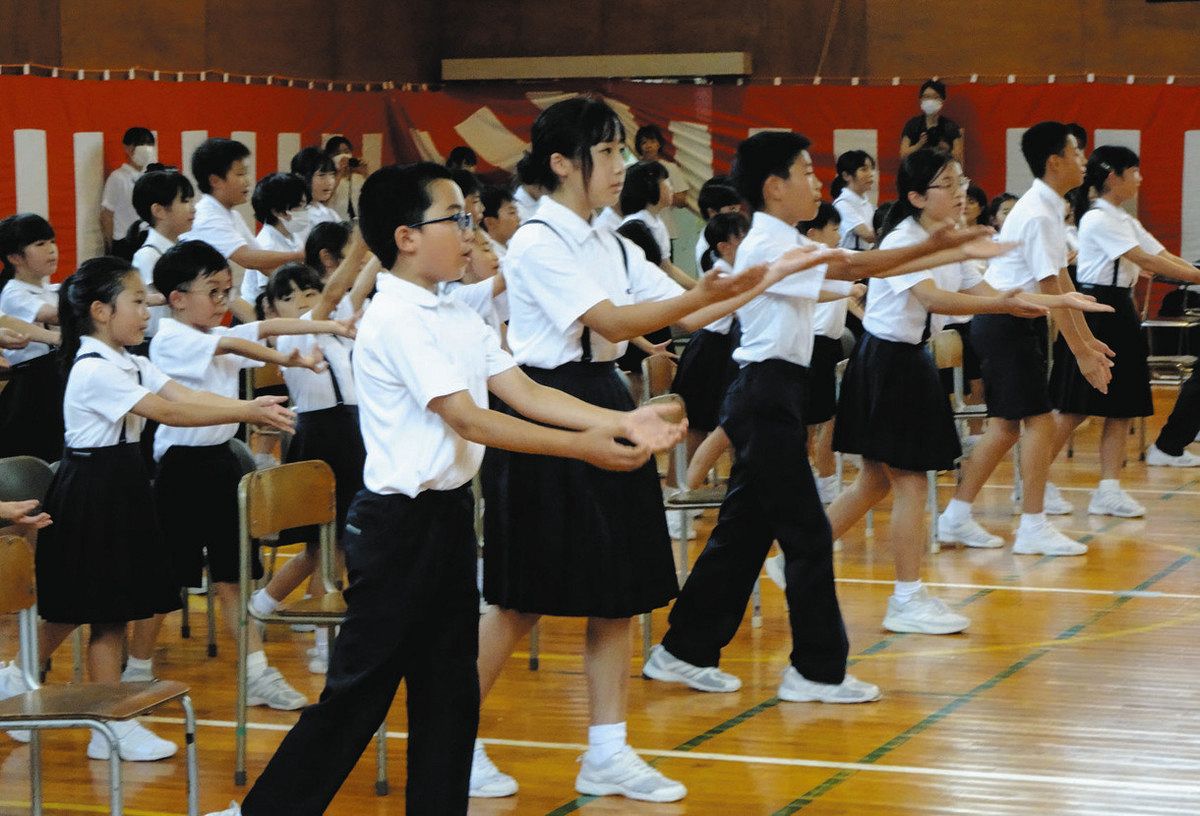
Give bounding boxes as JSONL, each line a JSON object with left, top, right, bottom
{"left": 984, "top": 178, "right": 1069, "bottom": 293}
{"left": 182, "top": 194, "right": 256, "bottom": 260}
{"left": 241, "top": 224, "right": 302, "bottom": 303}
{"left": 701, "top": 258, "right": 734, "bottom": 334}
{"left": 276, "top": 312, "right": 356, "bottom": 413}
{"left": 594, "top": 208, "right": 621, "bottom": 234}
{"left": 150, "top": 317, "right": 264, "bottom": 459}
{"left": 354, "top": 273, "right": 515, "bottom": 497}
{"left": 296, "top": 201, "right": 341, "bottom": 246}
{"left": 64, "top": 336, "right": 170, "bottom": 448}
{"left": 732, "top": 211, "right": 831, "bottom": 367}
{"left": 483, "top": 230, "right": 508, "bottom": 259}
{"left": 101, "top": 164, "right": 142, "bottom": 238}
{"left": 833, "top": 188, "right": 876, "bottom": 250}
{"left": 864, "top": 216, "right": 984, "bottom": 344}
{"left": 0, "top": 278, "right": 56, "bottom": 365}
{"left": 512, "top": 186, "right": 539, "bottom": 223}
{"left": 694, "top": 234, "right": 710, "bottom": 270}
{"left": 445, "top": 277, "right": 509, "bottom": 339}
{"left": 621, "top": 209, "right": 672, "bottom": 261}
{"left": 1076, "top": 199, "right": 1164, "bottom": 289}
{"left": 813, "top": 299, "right": 850, "bottom": 340}
{"left": 504, "top": 196, "right": 683, "bottom": 368}
{"left": 132, "top": 228, "right": 175, "bottom": 338}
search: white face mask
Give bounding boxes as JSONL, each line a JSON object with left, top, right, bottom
{"left": 285, "top": 208, "right": 311, "bottom": 234}
{"left": 132, "top": 144, "right": 156, "bottom": 167}
{"left": 920, "top": 99, "right": 943, "bottom": 116}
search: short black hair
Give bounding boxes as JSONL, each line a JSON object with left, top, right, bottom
{"left": 291, "top": 146, "right": 336, "bottom": 181}
{"left": 634, "top": 124, "right": 667, "bottom": 155}
{"left": 192, "top": 138, "right": 250, "bottom": 194}
{"left": 920, "top": 79, "right": 947, "bottom": 100}
{"left": 616, "top": 219, "right": 662, "bottom": 265}
{"left": 266, "top": 262, "right": 324, "bottom": 306}
{"left": 1021, "top": 121, "right": 1071, "bottom": 179}
{"left": 0, "top": 213, "right": 55, "bottom": 279}
{"left": 323, "top": 135, "right": 353, "bottom": 155}
{"left": 1066, "top": 122, "right": 1088, "bottom": 152}
{"left": 153, "top": 239, "right": 228, "bottom": 296}
{"left": 965, "top": 184, "right": 989, "bottom": 225}
{"left": 619, "top": 160, "right": 668, "bottom": 214}
{"left": 700, "top": 211, "right": 750, "bottom": 271}
{"left": 480, "top": 185, "right": 514, "bottom": 219}
{"left": 449, "top": 168, "right": 481, "bottom": 199}
{"left": 359, "top": 162, "right": 454, "bottom": 269}
{"left": 731, "top": 131, "right": 811, "bottom": 212}
{"left": 252, "top": 172, "right": 308, "bottom": 225}
{"left": 133, "top": 170, "right": 195, "bottom": 225}
{"left": 122, "top": 127, "right": 155, "bottom": 147}
{"left": 524, "top": 97, "right": 625, "bottom": 192}
{"left": 798, "top": 201, "right": 841, "bottom": 233}
{"left": 447, "top": 146, "right": 478, "bottom": 169}
{"left": 304, "top": 221, "right": 351, "bottom": 269}
{"left": 697, "top": 181, "right": 741, "bottom": 219}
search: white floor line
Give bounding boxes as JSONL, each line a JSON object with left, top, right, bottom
{"left": 139, "top": 716, "right": 1200, "bottom": 797}
{"left": 965, "top": 481, "right": 1200, "bottom": 498}
{"left": 833, "top": 578, "right": 1200, "bottom": 600}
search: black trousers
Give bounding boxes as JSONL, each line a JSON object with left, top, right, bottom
{"left": 241, "top": 486, "right": 480, "bottom": 816}
{"left": 661, "top": 360, "right": 850, "bottom": 684}
{"left": 1155, "top": 364, "right": 1200, "bottom": 456}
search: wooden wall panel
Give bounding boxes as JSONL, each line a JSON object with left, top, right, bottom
{"left": 0, "top": 0, "right": 62, "bottom": 66}
{"left": 59, "top": 0, "right": 204, "bottom": 71}
{"left": 204, "top": 0, "right": 336, "bottom": 79}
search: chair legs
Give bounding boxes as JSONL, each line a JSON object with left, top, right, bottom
{"left": 750, "top": 579, "right": 762, "bottom": 629}
{"left": 180, "top": 588, "right": 191, "bottom": 639}
{"left": 375, "top": 719, "right": 389, "bottom": 796}
{"left": 927, "top": 471, "right": 940, "bottom": 554}
{"left": 71, "top": 629, "right": 84, "bottom": 683}
{"left": 30, "top": 729, "right": 42, "bottom": 816}
{"left": 181, "top": 695, "right": 200, "bottom": 816}
{"left": 205, "top": 582, "right": 218, "bottom": 658}
{"left": 527, "top": 622, "right": 540, "bottom": 671}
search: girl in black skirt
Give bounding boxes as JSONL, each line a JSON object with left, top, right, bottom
{"left": 472, "top": 97, "right": 792, "bottom": 803}
{"left": 1047, "top": 146, "right": 1200, "bottom": 515}
{"left": 33, "top": 256, "right": 294, "bottom": 761}
{"left": 826, "top": 149, "right": 1102, "bottom": 636}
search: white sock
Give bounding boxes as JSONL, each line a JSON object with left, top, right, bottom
{"left": 585, "top": 722, "right": 627, "bottom": 766}
{"left": 247, "top": 650, "right": 268, "bottom": 680}
{"left": 944, "top": 498, "right": 972, "bottom": 524}
{"left": 1018, "top": 512, "right": 1047, "bottom": 532}
{"left": 249, "top": 588, "right": 279, "bottom": 617}
{"left": 1099, "top": 479, "right": 1120, "bottom": 493}
{"left": 314, "top": 627, "right": 329, "bottom": 649}
{"left": 894, "top": 580, "right": 923, "bottom": 604}
{"left": 125, "top": 656, "right": 153, "bottom": 674}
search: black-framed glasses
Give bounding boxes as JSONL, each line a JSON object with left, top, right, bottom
{"left": 408, "top": 211, "right": 474, "bottom": 232}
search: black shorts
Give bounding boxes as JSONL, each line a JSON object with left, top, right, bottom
{"left": 971, "top": 314, "right": 1052, "bottom": 420}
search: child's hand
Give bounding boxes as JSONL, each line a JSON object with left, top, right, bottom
{"left": 849, "top": 282, "right": 868, "bottom": 300}
{"left": 644, "top": 339, "right": 677, "bottom": 361}
{"left": 1056, "top": 291, "right": 1115, "bottom": 313}
{"left": 0, "top": 499, "right": 51, "bottom": 531}
{"left": 0, "top": 329, "right": 29, "bottom": 350}
{"left": 247, "top": 396, "right": 296, "bottom": 433}
{"left": 961, "top": 238, "right": 1018, "bottom": 260}
{"left": 999, "top": 290, "right": 1049, "bottom": 319}
{"left": 577, "top": 427, "right": 653, "bottom": 472}
{"left": 621, "top": 404, "right": 688, "bottom": 451}
{"left": 696, "top": 263, "right": 765, "bottom": 302}
{"left": 928, "top": 224, "right": 995, "bottom": 251}
{"left": 331, "top": 313, "right": 360, "bottom": 339}
{"left": 284, "top": 347, "right": 328, "bottom": 373}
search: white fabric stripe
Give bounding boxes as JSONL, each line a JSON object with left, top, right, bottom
{"left": 360, "top": 133, "right": 382, "bottom": 176}
{"left": 1005, "top": 128, "right": 1032, "bottom": 197}
{"left": 1094, "top": 129, "right": 1141, "bottom": 215}
{"left": 669, "top": 121, "right": 713, "bottom": 207}
{"left": 454, "top": 107, "right": 528, "bottom": 171}
{"left": 277, "top": 132, "right": 301, "bottom": 173}
{"left": 180, "top": 130, "right": 209, "bottom": 192}
{"left": 73, "top": 132, "right": 105, "bottom": 264}
{"left": 13, "top": 129, "right": 49, "bottom": 218}
{"left": 833, "top": 129, "right": 880, "bottom": 205}
{"left": 409, "top": 129, "right": 443, "bottom": 163}
{"left": 1182, "top": 132, "right": 1200, "bottom": 263}
{"left": 231, "top": 131, "right": 257, "bottom": 232}
{"left": 748, "top": 127, "right": 789, "bottom": 136}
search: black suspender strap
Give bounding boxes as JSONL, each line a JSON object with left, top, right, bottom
{"left": 920, "top": 311, "right": 933, "bottom": 344}
{"left": 75, "top": 351, "right": 141, "bottom": 443}
{"left": 1112, "top": 257, "right": 1121, "bottom": 288}
{"left": 326, "top": 338, "right": 347, "bottom": 406}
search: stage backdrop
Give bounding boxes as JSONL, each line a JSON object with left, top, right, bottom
{"left": 3, "top": 74, "right": 1200, "bottom": 287}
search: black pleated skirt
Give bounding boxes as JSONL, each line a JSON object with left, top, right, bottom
{"left": 1050, "top": 284, "right": 1152, "bottom": 418}
{"left": 672, "top": 326, "right": 738, "bottom": 433}
{"left": 804, "top": 334, "right": 846, "bottom": 425}
{"left": 482, "top": 362, "right": 678, "bottom": 617}
{"left": 0, "top": 353, "right": 64, "bottom": 463}
{"left": 36, "top": 442, "right": 179, "bottom": 624}
{"left": 833, "top": 332, "right": 962, "bottom": 472}
{"left": 276, "top": 405, "right": 365, "bottom": 547}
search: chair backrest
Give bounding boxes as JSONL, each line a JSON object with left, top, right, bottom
{"left": 0, "top": 456, "right": 54, "bottom": 531}
{"left": 239, "top": 459, "right": 336, "bottom": 540}
{"left": 640, "top": 354, "right": 677, "bottom": 403}
{"left": 0, "top": 534, "right": 35, "bottom": 615}
{"left": 929, "top": 329, "right": 962, "bottom": 371}
{"left": 254, "top": 364, "right": 286, "bottom": 390}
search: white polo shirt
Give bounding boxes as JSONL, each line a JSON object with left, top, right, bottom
{"left": 276, "top": 313, "right": 356, "bottom": 413}
{"left": 132, "top": 228, "right": 175, "bottom": 338}
{"left": 101, "top": 163, "right": 142, "bottom": 238}
{"left": 984, "top": 178, "right": 1069, "bottom": 293}
{"left": 150, "top": 317, "right": 264, "bottom": 460}
{"left": 354, "top": 273, "right": 515, "bottom": 497}
{"left": 864, "top": 216, "right": 984, "bottom": 345}
{"left": 833, "top": 188, "right": 876, "bottom": 250}
{"left": 1077, "top": 199, "right": 1164, "bottom": 289}
{"left": 0, "top": 278, "right": 56, "bottom": 365}
{"left": 504, "top": 196, "right": 682, "bottom": 369}
{"left": 64, "top": 336, "right": 170, "bottom": 448}
{"left": 732, "top": 211, "right": 841, "bottom": 368}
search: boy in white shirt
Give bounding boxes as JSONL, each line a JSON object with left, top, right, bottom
{"left": 480, "top": 186, "right": 519, "bottom": 257}
{"left": 101, "top": 126, "right": 156, "bottom": 252}
{"left": 245, "top": 172, "right": 310, "bottom": 302}
{"left": 207, "top": 162, "right": 686, "bottom": 816}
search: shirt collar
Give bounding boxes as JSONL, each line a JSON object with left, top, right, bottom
{"left": 1030, "top": 178, "right": 1066, "bottom": 212}
{"left": 78, "top": 335, "right": 137, "bottom": 371}
{"left": 375, "top": 272, "right": 441, "bottom": 308}
{"left": 532, "top": 195, "right": 598, "bottom": 246}
{"left": 751, "top": 210, "right": 802, "bottom": 243}
{"left": 146, "top": 228, "right": 175, "bottom": 250}
{"left": 1093, "top": 197, "right": 1129, "bottom": 220}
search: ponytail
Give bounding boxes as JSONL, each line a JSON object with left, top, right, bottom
{"left": 58, "top": 256, "right": 137, "bottom": 375}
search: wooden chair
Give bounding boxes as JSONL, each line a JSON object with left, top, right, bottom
{"left": 235, "top": 460, "right": 389, "bottom": 795}
{"left": 0, "top": 535, "right": 199, "bottom": 815}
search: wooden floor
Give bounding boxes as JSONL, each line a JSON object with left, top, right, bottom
{"left": 4, "top": 390, "right": 1200, "bottom": 814}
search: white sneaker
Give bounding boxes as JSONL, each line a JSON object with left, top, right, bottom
{"left": 469, "top": 740, "right": 518, "bottom": 798}
{"left": 1010, "top": 482, "right": 1073, "bottom": 514}
{"left": 120, "top": 665, "right": 155, "bottom": 683}
{"left": 815, "top": 474, "right": 839, "bottom": 504}
{"left": 764, "top": 552, "right": 786, "bottom": 590}
{"left": 204, "top": 803, "right": 241, "bottom": 816}
{"left": 0, "top": 662, "right": 31, "bottom": 742}
{"left": 882, "top": 589, "right": 969, "bottom": 635}
{"left": 777, "top": 666, "right": 881, "bottom": 703}
{"left": 1146, "top": 444, "right": 1200, "bottom": 467}
{"left": 246, "top": 667, "right": 308, "bottom": 710}
{"left": 575, "top": 745, "right": 686, "bottom": 803}
{"left": 936, "top": 513, "right": 1004, "bottom": 549}
{"left": 1012, "top": 521, "right": 1088, "bottom": 556}
{"left": 87, "top": 720, "right": 177, "bottom": 761}
{"left": 306, "top": 645, "right": 328, "bottom": 675}
{"left": 665, "top": 510, "right": 698, "bottom": 541}
{"left": 642, "top": 644, "right": 741, "bottom": 692}
{"left": 1088, "top": 487, "right": 1145, "bottom": 518}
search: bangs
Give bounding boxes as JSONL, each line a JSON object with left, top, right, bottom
{"left": 582, "top": 101, "right": 626, "bottom": 149}
{"left": 15, "top": 214, "right": 55, "bottom": 244}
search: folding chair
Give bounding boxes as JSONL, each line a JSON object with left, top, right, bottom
{"left": 235, "top": 459, "right": 389, "bottom": 795}
{"left": 0, "top": 535, "right": 199, "bottom": 815}
{"left": 1137, "top": 275, "right": 1199, "bottom": 458}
